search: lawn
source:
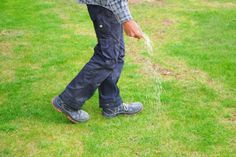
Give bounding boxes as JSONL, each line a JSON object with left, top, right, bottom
{"left": 0, "top": 0, "right": 235, "bottom": 156}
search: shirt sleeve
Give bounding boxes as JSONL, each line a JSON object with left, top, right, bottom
{"left": 108, "top": 0, "right": 132, "bottom": 24}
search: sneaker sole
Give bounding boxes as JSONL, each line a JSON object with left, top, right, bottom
{"left": 51, "top": 97, "right": 78, "bottom": 124}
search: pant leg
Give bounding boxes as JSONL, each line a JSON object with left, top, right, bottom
{"left": 98, "top": 31, "right": 125, "bottom": 109}
{"left": 59, "top": 5, "right": 123, "bottom": 110}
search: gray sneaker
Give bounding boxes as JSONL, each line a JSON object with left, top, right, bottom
{"left": 102, "top": 102, "right": 143, "bottom": 118}
{"left": 51, "top": 96, "right": 89, "bottom": 123}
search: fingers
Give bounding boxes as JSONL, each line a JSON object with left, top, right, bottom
{"left": 126, "top": 30, "right": 143, "bottom": 39}
{"left": 134, "top": 31, "right": 144, "bottom": 39}
{"left": 134, "top": 34, "right": 142, "bottom": 39}
{"left": 126, "top": 32, "right": 143, "bottom": 39}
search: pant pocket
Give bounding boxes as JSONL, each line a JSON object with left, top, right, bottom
{"left": 99, "top": 38, "right": 119, "bottom": 69}
{"left": 95, "top": 14, "right": 112, "bottom": 36}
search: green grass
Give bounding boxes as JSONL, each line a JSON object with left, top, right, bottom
{"left": 0, "top": 0, "right": 235, "bottom": 156}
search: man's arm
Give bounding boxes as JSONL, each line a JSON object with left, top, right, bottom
{"left": 108, "top": 0, "right": 143, "bottom": 39}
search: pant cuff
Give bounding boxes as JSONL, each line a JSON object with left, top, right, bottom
{"left": 99, "top": 98, "right": 122, "bottom": 109}
{"left": 59, "top": 93, "right": 81, "bottom": 110}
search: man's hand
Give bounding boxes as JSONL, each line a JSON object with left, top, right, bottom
{"left": 123, "top": 20, "right": 144, "bottom": 39}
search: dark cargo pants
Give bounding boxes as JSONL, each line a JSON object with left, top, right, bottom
{"left": 59, "top": 5, "right": 125, "bottom": 110}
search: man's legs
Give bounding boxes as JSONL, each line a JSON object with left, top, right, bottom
{"left": 59, "top": 5, "right": 123, "bottom": 110}
{"left": 98, "top": 33, "right": 125, "bottom": 109}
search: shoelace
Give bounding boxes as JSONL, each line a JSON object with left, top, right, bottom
{"left": 122, "top": 103, "right": 129, "bottom": 111}
{"left": 103, "top": 103, "right": 129, "bottom": 114}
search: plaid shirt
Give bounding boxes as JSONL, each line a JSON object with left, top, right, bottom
{"left": 78, "top": 0, "right": 132, "bottom": 23}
